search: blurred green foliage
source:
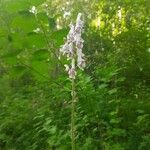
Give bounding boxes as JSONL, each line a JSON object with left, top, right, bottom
{"left": 0, "top": 0, "right": 150, "bottom": 149}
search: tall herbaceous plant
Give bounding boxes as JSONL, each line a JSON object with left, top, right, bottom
{"left": 59, "top": 13, "right": 85, "bottom": 150}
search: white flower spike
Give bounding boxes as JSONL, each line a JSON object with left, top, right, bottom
{"left": 60, "top": 13, "right": 85, "bottom": 79}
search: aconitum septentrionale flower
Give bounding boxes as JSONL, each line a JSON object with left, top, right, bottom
{"left": 60, "top": 13, "right": 85, "bottom": 79}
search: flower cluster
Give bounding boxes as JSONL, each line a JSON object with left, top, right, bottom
{"left": 29, "top": 6, "right": 37, "bottom": 15}
{"left": 60, "top": 13, "right": 85, "bottom": 79}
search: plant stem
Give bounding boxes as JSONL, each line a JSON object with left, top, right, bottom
{"left": 71, "top": 78, "right": 76, "bottom": 150}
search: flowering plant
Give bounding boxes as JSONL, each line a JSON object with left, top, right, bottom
{"left": 60, "top": 13, "right": 85, "bottom": 79}
{"left": 59, "top": 13, "right": 85, "bottom": 150}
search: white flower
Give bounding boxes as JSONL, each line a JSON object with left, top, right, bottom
{"left": 68, "top": 58, "right": 76, "bottom": 79}
{"left": 42, "top": 3, "right": 48, "bottom": 8}
{"left": 63, "top": 11, "right": 71, "bottom": 18}
{"left": 29, "top": 6, "right": 37, "bottom": 15}
{"left": 75, "top": 13, "right": 84, "bottom": 33}
{"left": 64, "top": 64, "right": 69, "bottom": 71}
{"left": 74, "top": 13, "right": 85, "bottom": 70}
{"left": 68, "top": 68, "right": 76, "bottom": 79}
{"left": 33, "top": 28, "right": 40, "bottom": 33}
{"left": 67, "top": 23, "right": 75, "bottom": 43}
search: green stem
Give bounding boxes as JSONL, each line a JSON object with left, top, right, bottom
{"left": 71, "top": 78, "right": 76, "bottom": 150}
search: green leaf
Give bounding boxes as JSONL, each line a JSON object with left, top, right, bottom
{"left": 110, "top": 118, "right": 121, "bottom": 124}
{"left": 108, "top": 88, "right": 117, "bottom": 95}
{"left": 10, "top": 65, "right": 26, "bottom": 77}
{"left": 116, "top": 77, "right": 126, "bottom": 82}
{"left": 4, "top": 0, "right": 44, "bottom": 13}
{"left": 25, "top": 33, "right": 47, "bottom": 48}
{"left": 50, "top": 28, "right": 69, "bottom": 48}
{"left": 9, "top": 33, "right": 25, "bottom": 49}
{"left": 11, "top": 14, "right": 37, "bottom": 33}
{"left": 99, "top": 83, "right": 108, "bottom": 89}
{"left": 32, "top": 49, "right": 50, "bottom": 61}
{"left": 1, "top": 49, "right": 21, "bottom": 65}
{"left": 4, "top": 0, "right": 29, "bottom": 13}
{"left": 31, "top": 60, "right": 49, "bottom": 81}
{"left": 37, "top": 12, "right": 49, "bottom": 24}
{"left": 110, "top": 128, "right": 126, "bottom": 137}
{"left": 48, "top": 17, "right": 56, "bottom": 30}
